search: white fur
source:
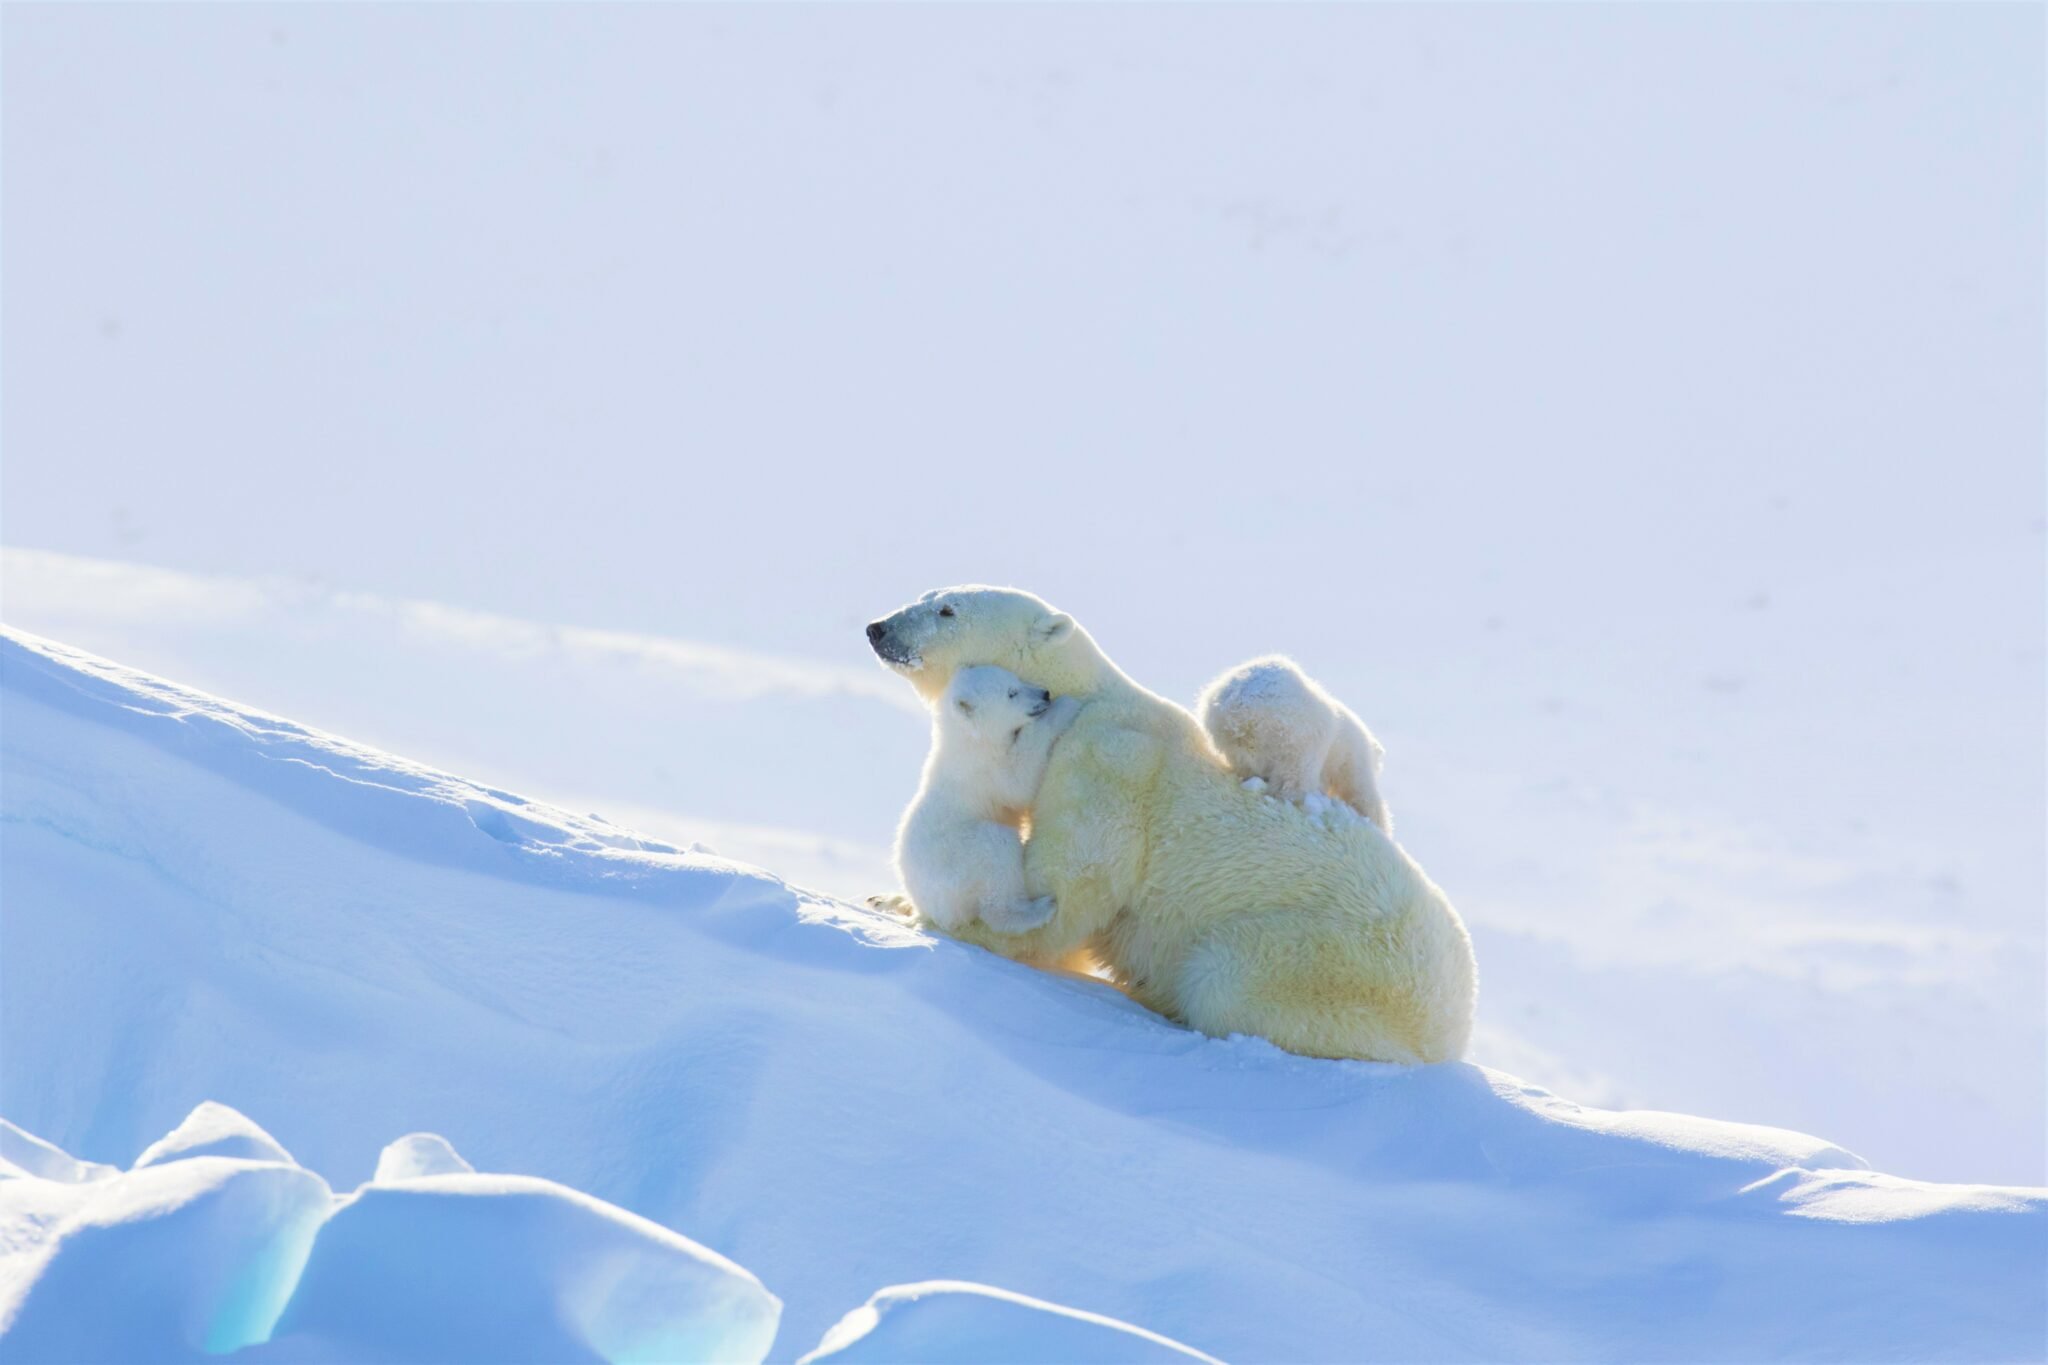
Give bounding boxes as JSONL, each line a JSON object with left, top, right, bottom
{"left": 893, "top": 665, "right": 1082, "bottom": 934}
{"left": 867, "top": 587, "right": 1475, "bottom": 1065}
{"left": 1196, "top": 656, "right": 1391, "bottom": 833}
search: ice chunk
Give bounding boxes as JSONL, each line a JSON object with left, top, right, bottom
{"left": 372, "top": 1132, "right": 475, "bottom": 1183}
{"left": 799, "top": 1281, "right": 1223, "bottom": 1364}
{"left": 265, "top": 1173, "right": 780, "bottom": 1364}
{"left": 1, "top": 1157, "right": 330, "bottom": 1358}
{"left": 0, "top": 1118, "right": 115, "bottom": 1184}
{"left": 132, "top": 1101, "right": 295, "bottom": 1170}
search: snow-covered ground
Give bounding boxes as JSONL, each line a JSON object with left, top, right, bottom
{"left": 3, "top": 629, "right": 2043, "bottom": 1362}
{"left": 5, "top": 546, "right": 2041, "bottom": 1194}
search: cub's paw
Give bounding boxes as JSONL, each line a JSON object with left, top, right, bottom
{"left": 864, "top": 892, "right": 918, "bottom": 921}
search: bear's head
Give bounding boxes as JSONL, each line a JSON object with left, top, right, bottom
{"left": 940, "top": 665, "right": 1053, "bottom": 748}
{"left": 866, "top": 585, "right": 1110, "bottom": 704}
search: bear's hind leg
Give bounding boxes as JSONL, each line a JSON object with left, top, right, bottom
{"left": 981, "top": 893, "right": 1058, "bottom": 933}
{"left": 1176, "top": 911, "right": 1444, "bottom": 1064}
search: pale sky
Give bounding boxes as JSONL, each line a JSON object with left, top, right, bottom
{"left": 8, "top": 0, "right": 2040, "bottom": 900}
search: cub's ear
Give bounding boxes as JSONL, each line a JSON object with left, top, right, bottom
{"left": 955, "top": 697, "right": 976, "bottom": 718}
{"left": 1034, "top": 612, "right": 1075, "bottom": 643}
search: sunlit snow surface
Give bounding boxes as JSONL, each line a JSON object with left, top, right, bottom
{"left": 0, "top": 1114, "right": 782, "bottom": 1364}
{"left": 1, "top": 629, "right": 2043, "bottom": 1362}
{"left": 799, "top": 1283, "right": 1223, "bottom": 1364}
{"left": 7, "top": 546, "right": 2042, "bottom": 1191}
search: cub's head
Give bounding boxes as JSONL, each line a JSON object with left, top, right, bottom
{"left": 866, "top": 585, "right": 1099, "bottom": 703}
{"left": 940, "top": 665, "right": 1053, "bottom": 746}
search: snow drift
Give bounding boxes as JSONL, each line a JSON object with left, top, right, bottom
{"left": 2, "top": 1148, "right": 327, "bottom": 1359}
{"left": 799, "top": 1283, "right": 1223, "bottom": 1364}
{"left": 263, "top": 1166, "right": 781, "bottom": 1363}
{"left": 1, "top": 626, "right": 2042, "bottom": 1362}
{"left": 0, "top": 1109, "right": 785, "bottom": 1364}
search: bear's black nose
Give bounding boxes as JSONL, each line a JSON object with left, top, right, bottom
{"left": 866, "top": 621, "right": 887, "bottom": 644}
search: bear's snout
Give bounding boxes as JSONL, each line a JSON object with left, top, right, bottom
{"left": 867, "top": 619, "right": 916, "bottom": 667}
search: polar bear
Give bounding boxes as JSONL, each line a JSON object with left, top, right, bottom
{"left": 1196, "top": 656, "right": 1392, "bottom": 833}
{"left": 865, "top": 586, "right": 1476, "bottom": 1064}
{"left": 893, "top": 665, "right": 1084, "bottom": 934}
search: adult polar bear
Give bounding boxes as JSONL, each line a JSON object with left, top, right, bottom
{"left": 867, "top": 585, "right": 1477, "bottom": 1064}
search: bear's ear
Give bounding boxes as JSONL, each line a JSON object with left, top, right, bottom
{"left": 1034, "top": 612, "right": 1075, "bottom": 644}
{"left": 955, "top": 696, "right": 976, "bottom": 718}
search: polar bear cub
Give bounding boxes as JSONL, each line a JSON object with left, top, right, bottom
{"left": 894, "top": 665, "right": 1085, "bottom": 933}
{"left": 1196, "top": 655, "right": 1392, "bottom": 832}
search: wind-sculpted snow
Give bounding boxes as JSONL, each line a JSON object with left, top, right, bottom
{"left": 0, "top": 1120, "right": 114, "bottom": 1186}
{"left": 0, "top": 1111, "right": 781, "bottom": 1365}
{"left": 263, "top": 1170, "right": 781, "bottom": 1364}
{"left": 0, "top": 1149, "right": 330, "bottom": 1358}
{"left": 371, "top": 1132, "right": 474, "bottom": 1183}
{"left": 2, "top": 626, "right": 2043, "bottom": 1362}
{"left": 133, "top": 1102, "right": 296, "bottom": 1170}
{"left": 799, "top": 1282, "right": 1222, "bottom": 1364}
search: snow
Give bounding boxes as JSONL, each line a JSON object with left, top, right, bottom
{"left": 1, "top": 1153, "right": 330, "bottom": 1358}
{"left": 133, "top": 1101, "right": 296, "bottom": 1170}
{"left": 261, "top": 1170, "right": 781, "bottom": 1364}
{"left": 2, "top": 627, "right": 2042, "bottom": 1362}
{"left": 799, "top": 1283, "right": 1221, "bottom": 1364}
{"left": 372, "top": 1133, "right": 474, "bottom": 1183}
{"left": 7, "top": 545, "right": 2040, "bottom": 1188}
{"left": 0, "top": 1108, "right": 781, "bottom": 1365}
{"left": 0, "top": 1120, "right": 114, "bottom": 1186}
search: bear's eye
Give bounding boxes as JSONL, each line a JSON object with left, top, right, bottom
{"left": 1007, "top": 689, "right": 1018, "bottom": 699}
{"left": 938, "top": 605, "right": 955, "bottom": 618}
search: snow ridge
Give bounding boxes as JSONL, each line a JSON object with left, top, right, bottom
{"left": 2, "top": 626, "right": 2043, "bottom": 1362}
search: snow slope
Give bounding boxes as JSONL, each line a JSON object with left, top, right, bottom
{"left": 800, "top": 1284, "right": 1222, "bottom": 1364}
{"left": 2, "top": 627, "right": 2043, "bottom": 1362}
{"left": 7, "top": 546, "right": 2040, "bottom": 1190}
{"left": 0, "top": 1111, "right": 787, "bottom": 1364}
